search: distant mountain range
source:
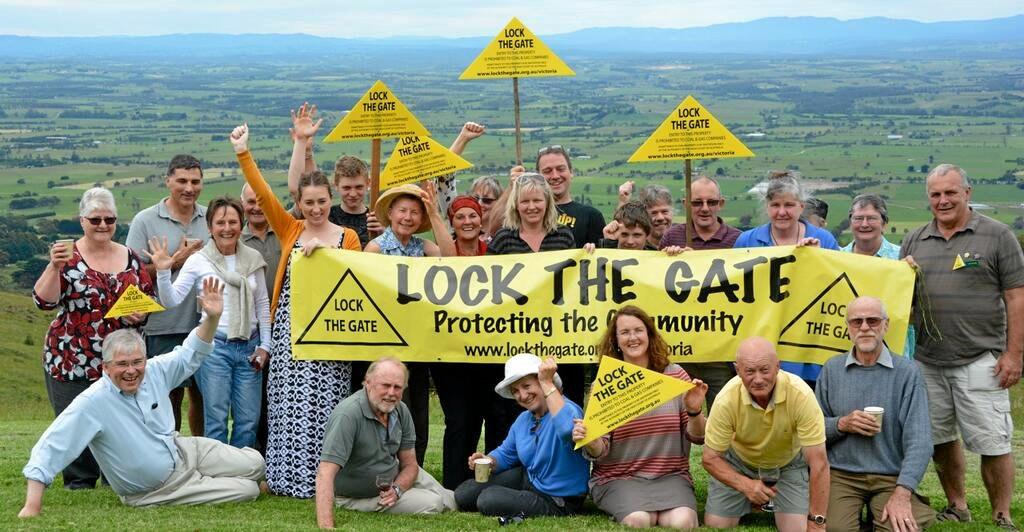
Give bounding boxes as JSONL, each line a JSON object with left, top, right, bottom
{"left": 0, "top": 15, "right": 1021, "bottom": 59}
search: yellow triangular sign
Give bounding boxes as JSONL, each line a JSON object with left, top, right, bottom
{"left": 628, "top": 95, "right": 754, "bottom": 162}
{"left": 323, "top": 80, "right": 430, "bottom": 143}
{"left": 293, "top": 267, "right": 407, "bottom": 358}
{"left": 459, "top": 17, "right": 575, "bottom": 79}
{"left": 104, "top": 284, "right": 164, "bottom": 319}
{"left": 952, "top": 254, "right": 966, "bottom": 270}
{"left": 575, "top": 356, "right": 693, "bottom": 449}
{"left": 379, "top": 135, "right": 474, "bottom": 190}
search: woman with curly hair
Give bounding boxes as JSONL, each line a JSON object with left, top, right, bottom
{"left": 572, "top": 305, "right": 709, "bottom": 529}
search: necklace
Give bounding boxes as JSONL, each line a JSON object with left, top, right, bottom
{"left": 770, "top": 223, "right": 804, "bottom": 246}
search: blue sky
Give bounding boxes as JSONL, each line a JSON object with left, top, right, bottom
{"left": 0, "top": 0, "right": 1020, "bottom": 37}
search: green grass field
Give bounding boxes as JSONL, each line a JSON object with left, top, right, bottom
{"left": 0, "top": 290, "right": 1021, "bottom": 530}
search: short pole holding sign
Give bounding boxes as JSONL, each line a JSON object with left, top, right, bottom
{"left": 513, "top": 77, "right": 522, "bottom": 166}
{"left": 684, "top": 159, "right": 693, "bottom": 248}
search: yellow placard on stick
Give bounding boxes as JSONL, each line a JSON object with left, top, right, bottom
{"left": 459, "top": 17, "right": 575, "bottom": 79}
{"left": 628, "top": 95, "right": 754, "bottom": 162}
{"left": 575, "top": 357, "right": 694, "bottom": 449}
{"left": 104, "top": 284, "right": 164, "bottom": 319}
{"left": 289, "top": 247, "right": 914, "bottom": 363}
{"left": 379, "top": 135, "right": 474, "bottom": 190}
{"left": 323, "top": 80, "right": 430, "bottom": 142}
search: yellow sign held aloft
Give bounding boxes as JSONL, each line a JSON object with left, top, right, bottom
{"left": 104, "top": 284, "right": 164, "bottom": 319}
{"left": 323, "top": 80, "right": 430, "bottom": 142}
{"left": 379, "top": 135, "right": 474, "bottom": 190}
{"left": 628, "top": 95, "right": 754, "bottom": 162}
{"left": 459, "top": 17, "right": 575, "bottom": 79}
{"left": 575, "top": 356, "right": 693, "bottom": 449}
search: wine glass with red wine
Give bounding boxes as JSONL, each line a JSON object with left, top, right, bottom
{"left": 757, "top": 467, "right": 781, "bottom": 512}
{"left": 375, "top": 474, "right": 393, "bottom": 495}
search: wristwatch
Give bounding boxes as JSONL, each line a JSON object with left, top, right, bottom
{"left": 808, "top": 514, "right": 826, "bottom": 526}
{"left": 391, "top": 484, "right": 403, "bottom": 499}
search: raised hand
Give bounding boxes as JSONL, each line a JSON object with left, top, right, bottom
{"left": 50, "top": 240, "right": 73, "bottom": 269}
{"left": 229, "top": 124, "right": 249, "bottom": 154}
{"left": 683, "top": 378, "right": 708, "bottom": 414}
{"left": 602, "top": 219, "right": 621, "bottom": 240}
{"left": 460, "top": 121, "right": 486, "bottom": 141}
{"left": 198, "top": 276, "right": 225, "bottom": 319}
{"left": 618, "top": 180, "right": 634, "bottom": 205}
{"left": 290, "top": 102, "right": 323, "bottom": 142}
{"left": 538, "top": 356, "right": 558, "bottom": 386}
{"left": 571, "top": 419, "right": 588, "bottom": 443}
{"left": 145, "top": 236, "right": 175, "bottom": 271}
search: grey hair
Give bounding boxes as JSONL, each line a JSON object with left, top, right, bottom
{"left": 470, "top": 175, "right": 503, "bottom": 199}
{"left": 848, "top": 194, "right": 889, "bottom": 224}
{"left": 764, "top": 170, "right": 807, "bottom": 202}
{"left": 638, "top": 184, "right": 672, "bottom": 209}
{"left": 101, "top": 328, "right": 146, "bottom": 363}
{"left": 927, "top": 163, "right": 971, "bottom": 189}
{"left": 364, "top": 356, "right": 409, "bottom": 387}
{"left": 79, "top": 187, "right": 118, "bottom": 218}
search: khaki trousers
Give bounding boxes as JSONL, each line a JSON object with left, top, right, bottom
{"left": 335, "top": 467, "right": 456, "bottom": 514}
{"left": 122, "top": 436, "right": 265, "bottom": 507}
{"left": 828, "top": 469, "right": 936, "bottom": 531}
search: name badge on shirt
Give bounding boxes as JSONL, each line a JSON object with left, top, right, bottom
{"left": 952, "top": 252, "right": 980, "bottom": 270}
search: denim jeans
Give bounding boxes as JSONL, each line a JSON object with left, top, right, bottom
{"left": 195, "top": 332, "right": 262, "bottom": 448}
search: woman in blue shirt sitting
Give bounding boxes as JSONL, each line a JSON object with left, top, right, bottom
{"left": 734, "top": 170, "right": 839, "bottom": 385}
{"left": 454, "top": 353, "right": 589, "bottom": 518}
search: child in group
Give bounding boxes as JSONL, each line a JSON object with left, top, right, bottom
{"left": 598, "top": 200, "right": 657, "bottom": 251}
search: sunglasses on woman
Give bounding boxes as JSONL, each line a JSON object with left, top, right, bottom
{"left": 84, "top": 216, "right": 117, "bottom": 226}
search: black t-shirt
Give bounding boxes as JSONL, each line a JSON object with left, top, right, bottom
{"left": 329, "top": 206, "right": 369, "bottom": 249}
{"left": 555, "top": 201, "right": 605, "bottom": 248}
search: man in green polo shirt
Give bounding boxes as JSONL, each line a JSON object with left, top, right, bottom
{"left": 314, "top": 357, "right": 455, "bottom": 527}
{"left": 702, "top": 336, "right": 830, "bottom": 531}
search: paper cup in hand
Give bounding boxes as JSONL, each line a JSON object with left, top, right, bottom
{"left": 864, "top": 406, "right": 884, "bottom": 428}
{"left": 474, "top": 458, "right": 492, "bottom": 483}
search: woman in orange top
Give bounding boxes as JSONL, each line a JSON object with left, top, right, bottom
{"left": 230, "top": 124, "right": 361, "bottom": 499}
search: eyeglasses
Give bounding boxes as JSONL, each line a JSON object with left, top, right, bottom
{"left": 689, "top": 199, "right": 721, "bottom": 208}
{"left": 110, "top": 358, "right": 146, "bottom": 370}
{"left": 851, "top": 215, "right": 882, "bottom": 224}
{"left": 473, "top": 195, "right": 496, "bottom": 205}
{"left": 84, "top": 216, "right": 117, "bottom": 226}
{"left": 848, "top": 316, "right": 885, "bottom": 328}
{"left": 537, "top": 145, "right": 565, "bottom": 155}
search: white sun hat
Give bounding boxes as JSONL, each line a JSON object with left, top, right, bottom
{"left": 494, "top": 352, "right": 563, "bottom": 400}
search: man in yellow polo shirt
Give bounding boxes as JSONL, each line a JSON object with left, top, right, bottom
{"left": 702, "top": 337, "right": 829, "bottom": 531}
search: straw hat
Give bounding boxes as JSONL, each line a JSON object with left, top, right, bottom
{"left": 374, "top": 184, "right": 432, "bottom": 234}
{"left": 494, "top": 353, "right": 563, "bottom": 400}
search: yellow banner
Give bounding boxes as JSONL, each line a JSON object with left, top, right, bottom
{"left": 290, "top": 247, "right": 913, "bottom": 363}
{"left": 104, "top": 284, "right": 164, "bottom": 319}
{"left": 575, "top": 356, "right": 694, "bottom": 449}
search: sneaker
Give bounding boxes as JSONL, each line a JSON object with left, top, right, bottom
{"left": 936, "top": 505, "right": 972, "bottom": 523}
{"left": 994, "top": 513, "right": 1019, "bottom": 531}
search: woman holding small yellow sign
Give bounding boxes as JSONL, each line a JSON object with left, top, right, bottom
{"left": 573, "top": 305, "right": 708, "bottom": 529}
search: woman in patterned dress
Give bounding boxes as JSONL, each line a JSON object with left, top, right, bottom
{"left": 230, "top": 124, "right": 361, "bottom": 498}
{"left": 32, "top": 187, "right": 153, "bottom": 489}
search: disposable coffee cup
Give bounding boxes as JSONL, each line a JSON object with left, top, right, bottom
{"left": 474, "top": 458, "right": 492, "bottom": 483}
{"left": 54, "top": 239, "right": 74, "bottom": 255}
{"left": 864, "top": 406, "right": 884, "bottom": 427}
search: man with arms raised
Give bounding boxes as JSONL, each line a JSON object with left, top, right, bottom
{"left": 815, "top": 296, "right": 935, "bottom": 531}
{"left": 660, "top": 175, "right": 742, "bottom": 410}
{"left": 702, "top": 337, "right": 829, "bottom": 531}
{"left": 315, "top": 357, "right": 455, "bottom": 527}
{"left": 901, "top": 164, "right": 1023, "bottom": 529}
{"left": 126, "top": 154, "right": 208, "bottom": 436}
{"left": 20, "top": 278, "right": 266, "bottom": 516}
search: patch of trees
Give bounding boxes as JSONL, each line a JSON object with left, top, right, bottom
{"left": 9, "top": 196, "right": 61, "bottom": 210}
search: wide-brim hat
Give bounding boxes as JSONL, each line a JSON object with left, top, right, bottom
{"left": 495, "top": 353, "right": 563, "bottom": 400}
{"left": 374, "top": 184, "right": 432, "bottom": 234}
